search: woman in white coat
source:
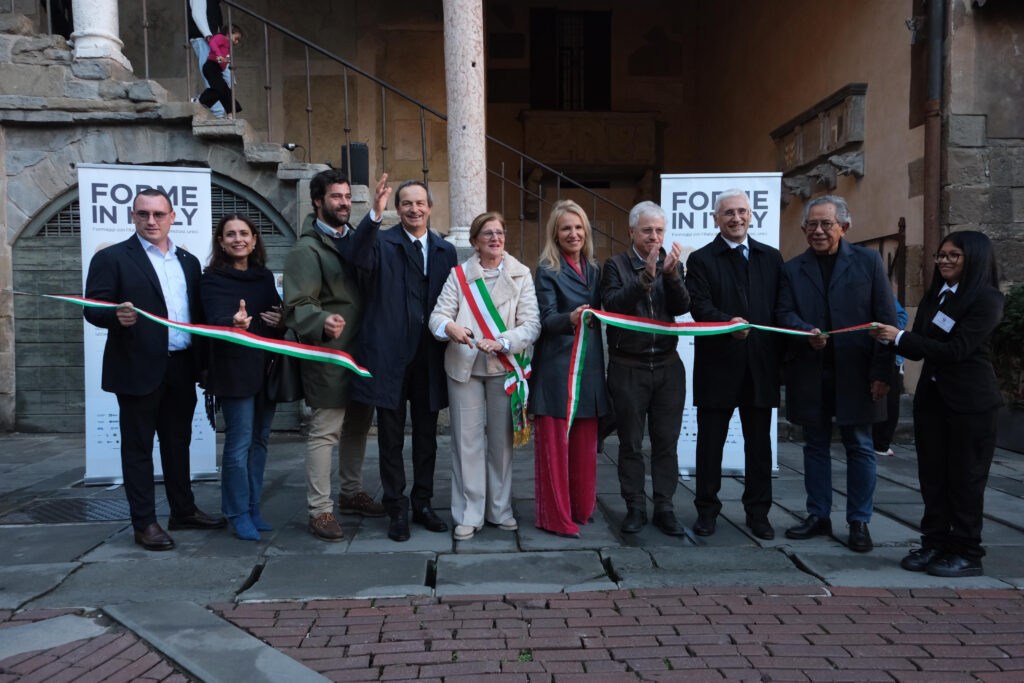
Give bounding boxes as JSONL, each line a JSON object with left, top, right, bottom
{"left": 429, "top": 212, "right": 541, "bottom": 541}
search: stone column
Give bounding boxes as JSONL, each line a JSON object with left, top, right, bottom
{"left": 442, "top": 0, "right": 486, "bottom": 249}
{"left": 70, "top": 0, "right": 132, "bottom": 69}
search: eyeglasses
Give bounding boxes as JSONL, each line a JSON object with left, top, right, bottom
{"left": 803, "top": 220, "right": 837, "bottom": 232}
{"left": 933, "top": 251, "right": 963, "bottom": 263}
{"left": 133, "top": 210, "right": 170, "bottom": 221}
{"left": 478, "top": 230, "right": 506, "bottom": 240}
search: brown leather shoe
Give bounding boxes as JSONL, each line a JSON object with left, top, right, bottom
{"left": 337, "top": 491, "right": 387, "bottom": 517}
{"left": 134, "top": 522, "right": 175, "bottom": 551}
{"left": 168, "top": 509, "right": 227, "bottom": 530}
{"left": 309, "top": 512, "right": 345, "bottom": 542}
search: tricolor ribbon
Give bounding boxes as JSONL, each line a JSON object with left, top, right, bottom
{"left": 565, "top": 307, "right": 876, "bottom": 436}
{"left": 453, "top": 265, "right": 533, "bottom": 447}
{"left": 8, "top": 291, "right": 371, "bottom": 377}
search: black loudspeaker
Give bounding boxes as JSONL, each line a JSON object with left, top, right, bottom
{"left": 340, "top": 143, "right": 369, "bottom": 186}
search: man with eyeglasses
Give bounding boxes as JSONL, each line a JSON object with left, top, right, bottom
{"left": 777, "top": 195, "right": 896, "bottom": 553}
{"left": 601, "top": 200, "right": 690, "bottom": 537}
{"left": 84, "top": 188, "right": 226, "bottom": 551}
{"left": 685, "top": 190, "right": 784, "bottom": 541}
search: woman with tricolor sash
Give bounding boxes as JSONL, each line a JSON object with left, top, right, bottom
{"left": 201, "top": 213, "right": 284, "bottom": 541}
{"left": 529, "top": 200, "right": 609, "bottom": 538}
{"left": 429, "top": 212, "right": 540, "bottom": 541}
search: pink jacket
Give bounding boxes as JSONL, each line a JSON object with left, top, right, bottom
{"left": 207, "top": 34, "right": 230, "bottom": 71}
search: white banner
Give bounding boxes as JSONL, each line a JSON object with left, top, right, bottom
{"left": 660, "top": 172, "right": 782, "bottom": 476}
{"left": 78, "top": 163, "right": 217, "bottom": 484}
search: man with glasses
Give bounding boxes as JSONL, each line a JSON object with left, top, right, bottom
{"left": 601, "top": 201, "right": 690, "bottom": 537}
{"left": 84, "top": 189, "right": 226, "bottom": 551}
{"left": 777, "top": 195, "right": 896, "bottom": 553}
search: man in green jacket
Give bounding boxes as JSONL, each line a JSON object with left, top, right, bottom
{"left": 283, "top": 169, "right": 391, "bottom": 541}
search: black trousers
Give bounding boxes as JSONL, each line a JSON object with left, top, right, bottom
{"left": 873, "top": 370, "right": 903, "bottom": 451}
{"left": 694, "top": 405, "right": 773, "bottom": 520}
{"left": 116, "top": 351, "right": 198, "bottom": 530}
{"left": 376, "top": 340, "right": 439, "bottom": 516}
{"left": 607, "top": 356, "right": 685, "bottom": 511}
{"left": 913, "top": 380, "right": 998, "bottom": 559}
{"left": 199, "top": 60, "right": 241, "bottom": 114}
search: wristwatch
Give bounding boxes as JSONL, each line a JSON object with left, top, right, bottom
{"left": 498, "top": 337, "right": 510, "bottom": 353}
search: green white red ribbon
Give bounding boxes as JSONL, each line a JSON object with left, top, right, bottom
{"left": 565, "top": 307, "right": 876, "bottom": 436}
{"left": 10, "top": 291, "right": 371, "bottom": 377}
{"left": 454, "top": 265, "right": 532, "bottom": 446}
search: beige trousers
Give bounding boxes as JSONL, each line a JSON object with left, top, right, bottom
{"left": 306, "top": 402, "right": 374, "bottom": 516}
{"left": 447, "top": 374, "right": 515, "bottom": 527}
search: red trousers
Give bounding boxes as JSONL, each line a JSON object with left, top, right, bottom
{"left": 533, "top": 415, "right": 597, "bottom": 535}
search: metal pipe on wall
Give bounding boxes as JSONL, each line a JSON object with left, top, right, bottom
{"left": 922, "top": 0, "right": 945, "bottom": 290}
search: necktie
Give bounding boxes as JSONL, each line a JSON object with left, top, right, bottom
{"left": 737, "top": 244, "right": 748, "bottom": 261}
{"left": 413, "top": 239, "right": 425, "bottom": 276}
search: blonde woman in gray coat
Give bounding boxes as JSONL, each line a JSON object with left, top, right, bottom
{"left": 429, "top": 212, "right": 541, "bottom": 541}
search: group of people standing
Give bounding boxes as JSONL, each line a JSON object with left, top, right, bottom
{"left": 83, "top": 172, "right": 1004, "bottom": 580}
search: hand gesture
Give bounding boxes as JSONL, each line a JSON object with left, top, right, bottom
{"left": 871, "top": 380, "right": 890, "bottom": 401}
{"left": 232, "top": 299, "right": 252, "bottom": 329}
{"left": 445, "top": 322, "right": 474, "bottom": 346}
{"left": 323, "top": 313, "right": 345, "bottom": 339}
{"left": 662, "top": 241, "right": 683, "bottom": 277}
{"left": 808, "top": 327, "right": 828, "bottom": 350}
{"left": 260, "top": 308, "right": 284, "bottom": 328}
{"left": 477, "top": 338, "right": 503, "bottom": 354}
{"left": 373, "top": 173, "right": 391, "bottom": 219}
{"left": 868, "top": 323, "right": 898, "bottom": 342}
{"left": 644, "top": 245, "right": 659, "bottom": 280}
{"left": 116, "top": 302, "right": 137, "bottom": 327}
{"left": 729, "top": 316, "right": 750, "bottom": 339}
{"left": 570, "top": 305, "right": 588, "bottom": 328}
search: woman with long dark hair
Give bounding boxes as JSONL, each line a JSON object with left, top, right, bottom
{"left": 201, "top": 213, "right": 284, "bottom": 540}
{"left": 871, "top": 230, "right": 1004, "bottom": 577}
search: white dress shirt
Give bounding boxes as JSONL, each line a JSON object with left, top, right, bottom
{"left": 137, "top": 234, "right": 191, "bottom": 351}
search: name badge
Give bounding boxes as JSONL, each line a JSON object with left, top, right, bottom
{"left": 932, "top": 311, "right": 955, "bottom": 333}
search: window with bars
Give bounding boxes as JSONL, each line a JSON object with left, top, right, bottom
{"left": 35, "top": 184, "right": 285, "bottom": 237}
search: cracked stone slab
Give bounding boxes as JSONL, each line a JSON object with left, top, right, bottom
{"left": 435, "top": 550, "right": 614, "bottom": 595}
{"left": 106, "top": 601, "right": 328, "bottom": 683}
{"left": 0, "top": 523, "right": 124, "bottom": 565}
{"left": 0, "top": 613, "right": 111, "bottom": 660}
{"left": 24, "top": 557, "right": 255, "bottom": 609}
{"left": 606, "top": 546, "right": 818, "bottom": 588}
{"left": 788, "top": 546, "right": 1012, "bottom": 589}
{"left": 242, "top": 552, "right": 434, "bottom": 601}
{"left": 0, "top": 562, "right": 79, "bottom": 609}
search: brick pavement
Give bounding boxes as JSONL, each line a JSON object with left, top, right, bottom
{"left": 0, "top": 609, "right": 194, "bottom": 682}
{"left": 211, "top": 586, "right": 1024, "bottom": 682}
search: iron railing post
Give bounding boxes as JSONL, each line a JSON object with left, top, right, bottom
{"left": 380, "top": 88, "right": 388, "bottom": 175}
{"left": 227, "top": 5, "right": 236, "bottom": 119}
{"left": 182, "top": 0, "right": 192, "bottom": 101}
{"left": 304, "top": 46, "right": 313, "bottom": 160}
{"left": 420, "top": 107, "right": 429, "bottom": 184}
{"left": 263, "top": 22, "right": 272, "bottom": 141}
{"left": 140, "top": 0, "right": 150, "bottom": 79}
{"left": 343, "top": 66, "right": 352, "bottom": 181}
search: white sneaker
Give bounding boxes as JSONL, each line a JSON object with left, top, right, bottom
{"left": 874, "top": 448, "right": 895, "bottom": 457}
{"left": 454, "top": 524, "right": 477, "bottom": 540}
{"left": 498, "top": 518, "right": 518, "bottom": 531}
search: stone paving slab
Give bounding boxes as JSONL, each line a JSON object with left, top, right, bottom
{"left": 435, "top": 549, "right": 615, "bottom": 595}
{"left": 790, "top": 546, "right": 1013, "bottom": 589}
{"left": 241, "top": 552, "right": 435, "bottom": 601}
{"left": 604, "top": 546, "right": 822, "bottom": 588}
{"left": 0, "top": 522, "right": 122, "bottom": 564}
{"left": 0, "top": 562, "right": 79, "bottom": 609}
{"left": 107, "top": 601, "right": 329, "bottom": 683}
{"left": 0, "top": 613, "right": 110, "bottom": 660}
{"left": 26, "top": 557, "right": 256, "bottom": 609}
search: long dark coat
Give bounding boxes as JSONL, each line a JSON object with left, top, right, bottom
{"left": 337, "top": 220, "right": 458, "bottom": 412}
{"left": 530, "top": 255, "right": 609, "bottom": 419}
{"left": 776, "top": 238, "right": 897, "bottom": 426}
{"left": 686, "top": 235, "right": 783, "bottom": 409}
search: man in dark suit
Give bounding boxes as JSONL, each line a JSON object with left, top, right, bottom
{"left": 337, "top": 180, "right": 458, "bottom": 542}
{"left": 685, "top": 189, "right": 783, "bottom": 541}
{"left": 84, "top": 189, "right": 225, "bottom": 551}
{"left": 776, "top": 195, "right": 896, "bottom": 553}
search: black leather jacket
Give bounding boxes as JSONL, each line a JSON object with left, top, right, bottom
{"left": 600, "top": 247, "right": 690, "bottom": 364}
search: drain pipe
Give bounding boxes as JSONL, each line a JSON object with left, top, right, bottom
{"left": 922, "top": 0, "right": 945, "bottom": 289}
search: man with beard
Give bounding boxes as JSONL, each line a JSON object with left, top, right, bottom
{"left": 283, "top": 169, "right": 391, "bottom": 541}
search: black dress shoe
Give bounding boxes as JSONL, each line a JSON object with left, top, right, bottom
{"left": 134, "top": 522, "right": 175, "bottom": 551}
{"left": 848, "top": 521, "right": 872, "bottom": 552}
{"left": 926, "top": 553, "right": 983, "bottom": 578}
{"left": 693, "top": 516, "right": 716, "bottom": 537}
{"left": 411, "top": 506, "right": 449, "bottom": 532}
{"left": 653, "top": 510, "right": 687, "bottom": 537}
{"left": 746, "top": 517, "right": 775, "bottom": 540}
{"left": 785, "top": 514, "right": 832, "bottom": 540}
{"left": 900, "top": 547, "right": 941, "bottom": 572}
{"left": 388, "top": 509, "right": 411, "bottom": 542}
{"left": 620, "top": 507, "right": 647, "bottom": 534}
{"left": 168, "top": 509, "right": 227, "bottom": 530}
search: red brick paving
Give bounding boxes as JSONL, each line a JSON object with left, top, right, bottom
{"left": 0, "top": 609, "right": 194, "bottom": 682}
{"left": 211, "top": 587, "right": 1024, "bottom": 682}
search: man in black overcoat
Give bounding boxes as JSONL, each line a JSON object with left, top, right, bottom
{"left": 83, "top": 189, "right": 225, "bottom": 551}
{"left": 685, "top": 189, "right": 783, "bottom": 540}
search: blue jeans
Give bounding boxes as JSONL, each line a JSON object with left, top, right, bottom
{"left": 220, "top": 395, "right": 276, "bottom": 518}
{"left": 802, "top": 417, "right": 876, "bottom": 523}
